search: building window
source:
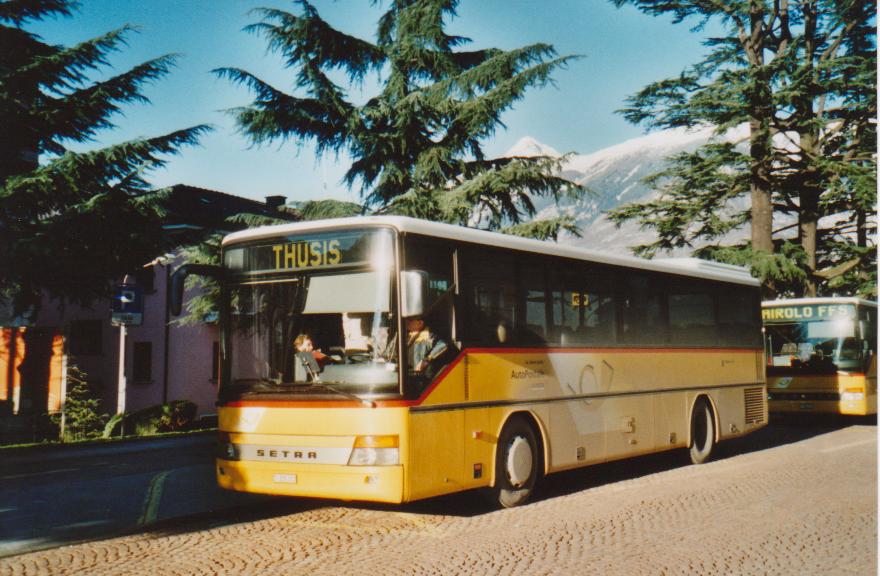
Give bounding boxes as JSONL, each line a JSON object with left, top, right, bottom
{"left": 132, "top": 342, "right": 152, "bottom": 383}
{"left": 69, "top": 320, "right": 102, "bottom": 356}
{"left": 134, "top": 267, "right": 156, "bottom": 293}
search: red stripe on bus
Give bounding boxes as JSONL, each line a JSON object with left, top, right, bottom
{"left": 400, "top": 351, "right": 468, "bottom": 406}
{"left": 224, "top": 399, "right": 414, "bottom": 408}
{"left": 465, "top": 347, "right": 761, "bottom": 354}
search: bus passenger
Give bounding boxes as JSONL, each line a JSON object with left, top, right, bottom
{"left": 406, "top": 317, "right": 448, "bottom": 374}
{"left": 294, "top": 333, "right": 332, "bottom": 381}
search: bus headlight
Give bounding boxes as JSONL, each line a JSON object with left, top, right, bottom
{"left": 217, "top": 432, "right": 240, "bottom": 461}
{"left": 348, "top": 435, "right": 399, "bottom": 466}
{"left": 842, "top": 389, "right": 865, "bottom": 402}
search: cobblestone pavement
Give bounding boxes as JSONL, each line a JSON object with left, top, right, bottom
{"left": 1, "top": 425, "right": 875, "bottom": 576}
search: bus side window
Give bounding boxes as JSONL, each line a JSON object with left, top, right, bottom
{"left": 461, "top": 247, "right": 517, "bottom": 345}
{"left": 717, "top": 287, "right": 762, "bottom": 348}
{"left": 668, "top": 279, "right": 717, "bottom": 346}
{"left": 520, "top": 261, "right": 548, "bottom": 344}
{"left": 621, "top": 274, "right": 668, "bottom": 345}
{"left": 403, "top": 236, "right": 455, "bottom": 337}
{"left": 549, "top": 266, "right": 579, "bottom": 345}
{"left": 549, "top": 264, "right": 616, "bottom": 346}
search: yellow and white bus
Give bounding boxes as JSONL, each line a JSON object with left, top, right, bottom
{"left": 763, "top": 298, "right": 877, "bottom": 416}
{"left": 172, "top": 216, "right": 767, "bottom": 507}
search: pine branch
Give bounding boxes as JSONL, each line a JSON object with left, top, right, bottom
{"left": 215, "top": 67, "right": 353, "bottom": 153}
{"left": 441, "top": 55, "right": 578, "bottom": 148}
{"left": 3, "top": 26, "right": 134, "bottom": 93}
{"left": 247, "top": 3, "right": 384, "bottom": 85}
{"left": 500, "top": 216, "right": 582, "bottom": 241}
{"left": 41, "top": 54, "right": 179, "bottom": 148}
{"left": 0, "top": 0, "right": 75, "bottom": 25}
{"left": 3, "top": 125, "right": 211, "bottom": 217}
{"left": 293, "top": 198, "right": 364, "bottom": 220}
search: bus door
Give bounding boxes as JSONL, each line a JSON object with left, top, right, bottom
{"left": 859, "top": 306, "right": 877, "bottom": 410}
{"left": 611, "top": 274, "right": 662, "bottom": 457}
{"left": 402, "top": 237, "right": 467, "bottom": 497}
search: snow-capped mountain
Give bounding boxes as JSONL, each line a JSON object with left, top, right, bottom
{"left": 504, "top": 136, "right": 562, "bottom": 159}
{"left": 505, "top": 126, "right": 749, "bottom": 255}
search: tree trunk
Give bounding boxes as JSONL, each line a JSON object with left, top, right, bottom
{"left": 799, "top": 132, "right": 820, "bottom": 297}
{"left": 856, "top": 209, "right": 867, "bottom": 247}
{"left": 747, "top": 2, "right": 774, "bottom": 255}
{"left": 749, "top": 119, "right": 774, "bottom": 254}
{"left": 798, "top": 1, "right": 819, "bottom": 297}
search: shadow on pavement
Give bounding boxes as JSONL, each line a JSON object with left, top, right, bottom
{"left": 388, "top": 416, "right": 868, "bottom": 518}
{"left": 140, "top": 496, "right": 326, "bottom": 538}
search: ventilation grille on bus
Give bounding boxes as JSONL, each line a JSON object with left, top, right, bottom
{"left": 744, "top": 387, "right": 766, "bottom": 424}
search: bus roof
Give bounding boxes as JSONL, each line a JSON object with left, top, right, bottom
{"left": 763, "top": 297, "right": 877, "bottom": 308}
{"left": 222, "top": 216, "right": 760, "bottom": 286}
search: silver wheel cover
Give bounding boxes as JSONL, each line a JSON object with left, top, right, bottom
{"left": 506, "top": 435, "right": 533, "bottom": 488}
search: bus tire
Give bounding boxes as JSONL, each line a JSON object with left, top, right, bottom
{"left": 493, "top": 416, "right": 540, "bottom": 508}
{"left": 689, "top": 397, "right": 716, "bottom": 465}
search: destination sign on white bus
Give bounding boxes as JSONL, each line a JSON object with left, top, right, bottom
{"left": 762, "top": 304, "right": 855, "bottom": 322}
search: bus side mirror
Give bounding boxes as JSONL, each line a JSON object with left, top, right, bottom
{"left": 401, "top": 270, "right": 429, "bottom": 318}
{"left": 169, "top": 264, "right": 223, "bottom": 317}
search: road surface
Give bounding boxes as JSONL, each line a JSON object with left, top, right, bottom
{"left": 0, "top": 434, "right": 265, "bottom": 557}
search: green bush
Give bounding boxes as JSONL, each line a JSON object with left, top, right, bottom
{"left": 103, "top": 400, "right": 198, "bottom": 438}
{"left": 54, "top": 365, "right": 109, "bottom": 442}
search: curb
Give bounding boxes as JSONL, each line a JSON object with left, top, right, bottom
{"left": 0, "top": 430, "right": 216, "bottom": 465}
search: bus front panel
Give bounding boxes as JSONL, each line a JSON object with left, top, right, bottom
{"left": 216, "top": 405, "right": 409, "bottom": 502}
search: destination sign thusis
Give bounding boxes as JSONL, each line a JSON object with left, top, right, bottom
{"left": 224, "top": 229, "right": 382, "bottom": 275}
{"left": 762, "top": 303, "right": 855, "bottom": 323}
{"left": 271, "top": 239, "right": 342, "bottom": 270}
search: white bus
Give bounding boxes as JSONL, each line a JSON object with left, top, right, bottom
{"left": 763, "top": 297, "right": 877, "bottom": 416}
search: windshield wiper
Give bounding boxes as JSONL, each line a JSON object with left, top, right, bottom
{"left": 229, "top": 379, "right": 376, "bottom": 407}
{"left": 229, "top": 378, "right": 283, "bottom": 391}
{"left": 232, "top": 379, "right": 308, "bottom": 394}
{"left": 308, "top": 381, "right": 376, "bottom": 408}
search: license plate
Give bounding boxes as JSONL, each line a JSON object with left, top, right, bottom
{"left": 273, "top": 473, "right": 297, "bottom": 484}
{"left": 799, "top": 402, "right": 814, "bottom": 410}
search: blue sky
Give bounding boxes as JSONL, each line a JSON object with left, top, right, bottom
{"left": 28, "top": 0, "right": 714, "bottom": 204}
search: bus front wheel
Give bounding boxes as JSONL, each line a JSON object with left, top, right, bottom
{"left": 689, "top": 397, "right": 716, "bottom": 464}
{"left": 493, "top": 416, "right": 540, "bottom": 508}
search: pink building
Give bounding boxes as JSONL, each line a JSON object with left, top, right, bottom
{"left": 0, "top": 185, "right": 296, "bottom": 436}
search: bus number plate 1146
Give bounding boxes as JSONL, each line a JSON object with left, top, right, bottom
{"left": 273, "top": 473, "right": 297, "bottom": 484}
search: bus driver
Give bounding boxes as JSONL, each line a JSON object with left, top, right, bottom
{"left": 406, "top": 316, "right": 448, "bottom": 375}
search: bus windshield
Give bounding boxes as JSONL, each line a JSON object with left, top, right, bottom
{"left": 221, "top": 228, "right": 400, "bottom": 400}
{"left": 765, "top": 312, "right": 864, "bottom": 374}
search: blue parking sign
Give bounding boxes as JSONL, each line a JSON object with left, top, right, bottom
{"left": 111, "top": 284, "right": 144, "bottom": 326}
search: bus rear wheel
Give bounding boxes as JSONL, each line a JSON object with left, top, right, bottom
{"left": 689, "top": 397, "right": 716, "bottom": 464}
{"left": 493, "top": 416, "right": 540, "bottom": 508}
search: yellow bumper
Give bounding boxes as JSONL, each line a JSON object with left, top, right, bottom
{"left": 216, "top": 459, "right": 404, "bottom": 503}
{"left": 768, "top": 397, "right": 874, "bottom": 416}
